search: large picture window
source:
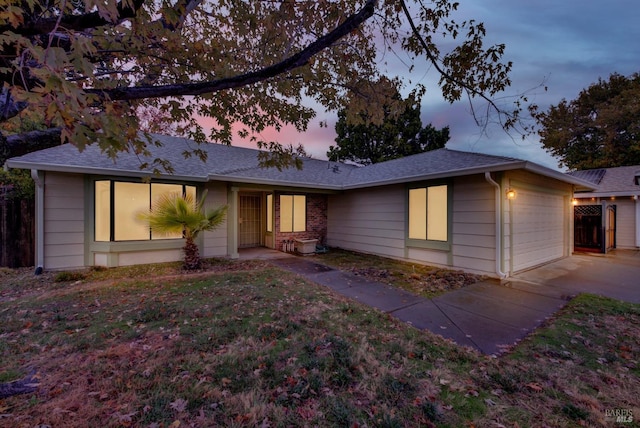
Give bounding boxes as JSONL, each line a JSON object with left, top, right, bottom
{"left": 95, "top": 180, "right": 196, "bottom": 242}
{"left": 280, "top": 195, "right": 306, "bottom": 232}
{"left": 408, "top": 185, "right": 448, "bottom": 242}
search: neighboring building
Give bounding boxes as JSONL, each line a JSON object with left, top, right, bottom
{"left": 6, "top": 134, "right": 592, "bottom": 277}
{"left": 569, "top": 166, "right": 640, "bottom": 253}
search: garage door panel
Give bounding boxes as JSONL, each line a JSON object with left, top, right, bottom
{"left": 512, "top": 189, "right": 566, "bottom": 272}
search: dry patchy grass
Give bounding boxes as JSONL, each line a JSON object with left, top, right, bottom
{"left": 0, "top": 258, "right": 638, "bottom": 427}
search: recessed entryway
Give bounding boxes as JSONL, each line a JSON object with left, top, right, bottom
{"left": 238, "top": 193, "right": 262, "bottom": 248}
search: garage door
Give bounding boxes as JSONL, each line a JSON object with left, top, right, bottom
{"left": 512, "top": 189, "right": 566, "bottom": 272}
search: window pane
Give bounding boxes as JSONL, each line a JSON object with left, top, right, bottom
{"left": 114, "top": 182, "right": 150, "bottom": 241}
{"left": 266, "top": 194, "right": 273, "bottom": 232}
{"left": 95, "top": 181, "right": 111, "bottom": 242}
{"left": 280, "top": 195, "right": 293, "bottom": 232}
{"left": 293, "top": 195, "right": 306, "bottom": 232}
{"left": 151, "top": 184, "right": 183, "bottom": 240}
{"left": 408, "top": 188, "right": 427, "bottom": 240}
{"left": 427, "top": 185, "right": 448, "bottom": 241}
{"left": 186, "top": 185, "right": 196, "bottom": 202}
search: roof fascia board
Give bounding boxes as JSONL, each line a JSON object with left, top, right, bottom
{"left": 226, "top": 181, "right": 342, "bottom": 194}
{"left": 208, "top": 174, "right": 343, "bottom": 191}
{"left": 6, "top": 161, "right": 209, "bottom": 182}
{"left": 575, "top": 191, "right": 640, "bottom": 198}
{"left": 341, "top": 162, "right": 529, "bottom": 190}
{"left": 9, "top": 153, "right": 595, "bottom": 192}
{"left": 522, "top": 162, "right": 595, "bottom": 189}
{"left": 341, "top": 161, "right": 596, "bottom": 191}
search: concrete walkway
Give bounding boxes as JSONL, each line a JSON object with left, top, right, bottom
{"left": 249, "top": 249, "right": 640, "bottom": 355}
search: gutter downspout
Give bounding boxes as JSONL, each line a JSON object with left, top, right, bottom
{"left": 30, "top": 169, "right": 44, "bottom": 275}
{"left": 635, "top": 195, "right": 640, "bottom": 248}
{"left": 485, "top": 172, "right": 507, "bottom": 279}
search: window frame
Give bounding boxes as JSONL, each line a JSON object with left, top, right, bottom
{"left": 266, "top": 193, "right": 273, "bottom": 233}
{"left": 279, "top": 194, "right": 306, "bottom": 233}
{"left": 405, "top": 181, "right": 452, "bottom": 251}
{"left": 93, "top": 179, "right": 196, "bottom": 243}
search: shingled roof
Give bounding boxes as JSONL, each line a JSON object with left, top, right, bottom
{"left": 569, "top": 165, "right": 640, "bottom": 196}
{"left": 567, "top": 168, "right": 606, "bottom": 185}
{"left": 6, "top": 134, "right": 591, "bottom": 190}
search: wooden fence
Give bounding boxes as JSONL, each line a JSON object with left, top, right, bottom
{"left": 0, "top": 187, "right": 35, "bottom": 268}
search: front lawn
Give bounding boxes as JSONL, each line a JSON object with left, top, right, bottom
{"left": 0, "top": 260, "right": 638, "bottom": 427}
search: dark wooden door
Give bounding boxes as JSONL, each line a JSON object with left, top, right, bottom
{"left": 574, "top": 204, "right": 602, "bottom": 252}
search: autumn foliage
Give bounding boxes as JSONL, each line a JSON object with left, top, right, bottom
{"left": 1, "top": 0, "right": 517, "bottom": 167}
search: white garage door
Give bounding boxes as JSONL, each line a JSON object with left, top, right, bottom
{"left": 512, "top": 189, "right": 566, "bottom": 272}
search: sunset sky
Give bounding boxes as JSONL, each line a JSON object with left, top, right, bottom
{"left": 228, "top": 1, "right": 640, "bottom": 170}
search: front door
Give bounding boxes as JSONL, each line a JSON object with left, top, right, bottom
{"left": 605, "top": 205, "right": 616, "bottom": 251}
{"left": 238, "top": 194, "right": 262, "bottom": 248}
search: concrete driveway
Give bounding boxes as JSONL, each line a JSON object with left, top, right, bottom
{"left": 508, "top": 250, "right": 640, "bottom": 304}
{"left": 428, "top": 250, "right": 640, "bottom": 354}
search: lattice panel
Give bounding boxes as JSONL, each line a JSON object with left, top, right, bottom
{"left": 574, "top": 205, "right": 601, "bottom": 216}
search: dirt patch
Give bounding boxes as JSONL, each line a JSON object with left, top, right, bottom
{"left": 346, "top": 266, "right": 483, "bottom": 295}
{"left": 315, "top": 249, "right": 486, "bottom": 297}
{"left": 420, "top": 269, "right": 482, "bottom": 291}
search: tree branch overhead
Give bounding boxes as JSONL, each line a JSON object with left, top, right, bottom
{"left": 1, "top": 0, "right": 520, "bottom": 165}
{"left": 91, "top": 0, "right": 377, "bottom": 101}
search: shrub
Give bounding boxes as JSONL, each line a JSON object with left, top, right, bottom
{"left": 54, "top": 271, "right": 86, "bottom": 282}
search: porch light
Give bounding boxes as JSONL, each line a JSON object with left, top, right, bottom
{"left": 506, "top": 189, "right": 516, "bottom": 200}
{"left": 572, "top": 198, "right": 578, "bottom": 205}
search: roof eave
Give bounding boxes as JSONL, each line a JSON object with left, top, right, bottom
{"left": 6, "top": 160, "right": 209, "bottom": 182}
{"left": 522, "top": 162, "right": 596, "bottom": 189}
{"left": 8, "top": 153, "right": 596, "bottom": 192}
{"left": 574, "top": 190, "right": 640, "bottom": 198}
{"left": 208, "top": 174, "right": 343, "bottom": 191}
{"left": 341, "top": 161, "right": 597, "bottom": 191}
{"left": 341, "top": 161, "right": 530, "bottom": 190}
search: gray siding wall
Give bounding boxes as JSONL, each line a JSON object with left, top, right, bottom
{"left": 327, "top": 176, "right": 499, "bottom": 276}
{"left": 44, "top": 172, "right": 85, "bottom": 269}
{"left": 451, "top": 175, "right": 497, "bottom": 275}
{"left": 613, "top": 199, "right": 636, "bottom": 249}
{"left": 327, "top": 185, "right": 406, "bottom": 259}
{"left": 41, "top": 175, "right": 229, "bottom": 269}
{"left": 202, "top": 182, "right": 229, "bottom": 257}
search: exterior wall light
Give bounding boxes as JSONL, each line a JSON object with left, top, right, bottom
{"left": 506, "top": 189, "right": 516, "bottom": 200}
{"left": 572, "top": 198, "right": 578, "bottom": 205}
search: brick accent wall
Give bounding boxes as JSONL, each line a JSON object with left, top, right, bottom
{"left": 274, "top": 192, "right": 327, "bottom": 252}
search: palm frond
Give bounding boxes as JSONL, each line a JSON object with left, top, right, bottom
{"left": 138, "top": 190, "right": 227, "bottom": 239}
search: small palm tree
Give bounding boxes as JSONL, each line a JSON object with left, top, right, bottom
{"left": 139, "top": 190, "right": 227, "bottom": 270}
